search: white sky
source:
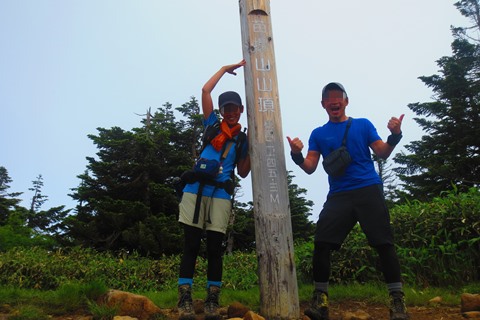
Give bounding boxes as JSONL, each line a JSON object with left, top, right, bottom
{"left": 0, "top": 1, "right": 468, "bottom": 221}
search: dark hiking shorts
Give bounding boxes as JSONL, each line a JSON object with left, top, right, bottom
{"left": 314, "top": 184, "right": 394, "bottom": 249}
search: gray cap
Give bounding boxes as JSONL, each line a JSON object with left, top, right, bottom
{"left": 322, "top": 82, "right": 348, "bottom": 99}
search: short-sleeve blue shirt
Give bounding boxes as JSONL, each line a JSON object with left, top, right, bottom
{"left": 308, "top": 117, "right": 382, "bottom": 194}
{"left": 183, "top": 112, "right": 248, "bottom": 199}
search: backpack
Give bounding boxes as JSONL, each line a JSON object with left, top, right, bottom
{"left": 199, "top": 121, "right": 247, "bottom": 168}
{"left": 174, "top": 122, "right": 247, "bottom": 202}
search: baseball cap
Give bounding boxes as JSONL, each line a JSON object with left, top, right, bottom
{"left": 322, "top": 82, "right": 348, "bottom": 99}
{"left": 218, "top": 91, "right": 242, "bottom": 110}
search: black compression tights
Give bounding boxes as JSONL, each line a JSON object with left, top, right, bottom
{"left": 313, "top": 242, "right": 402, "bottom": 284}
{"left": 312, "top": 242, "right": 332, "bottom": 282}
{"left": 375, "top": 244, "right": 402, "bottom": 283}
{"left": 179, "top": 224, "right": 225, "bottom": 282}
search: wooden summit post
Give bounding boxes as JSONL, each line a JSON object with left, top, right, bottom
{"left": 239, "top": 0, "right": 300, "bottom": 319}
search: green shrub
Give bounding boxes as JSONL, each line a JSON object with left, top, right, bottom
{"left": 293, "top": 188, "right": 480, "bottom": 287}
{"left": 392, "top": 187, "right": 480, "bottom": 286}
{"left": 0, "top": 189, "right": 477, "bottom": 291}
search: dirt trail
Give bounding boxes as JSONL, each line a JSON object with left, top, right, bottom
{"left": 0, "top": 300, "right": 468, "bottom": 319}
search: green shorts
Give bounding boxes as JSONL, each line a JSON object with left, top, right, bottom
{"left": 178, "top": 192, "right": 232, "bottom": 234}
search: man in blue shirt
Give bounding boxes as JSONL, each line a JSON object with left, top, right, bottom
{"left": 287, "top": 82, "right": 408, "bottom": 320}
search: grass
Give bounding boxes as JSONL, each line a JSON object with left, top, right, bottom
{"left": 147, "top": 281, "right": 472, "bottom": 311}
{"left": 0, "top": 281, "right": 476, "bottom": 318}
{"left": 0, "top": 281, "right": 109, "bottom": 319}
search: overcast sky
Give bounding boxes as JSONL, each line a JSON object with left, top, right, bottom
{"left": 1, "top": 1, "right": 468, "bottom": 220}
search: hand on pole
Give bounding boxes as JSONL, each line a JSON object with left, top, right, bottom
{"left": 224, "top": 59, "right": 246, "bottom": 75}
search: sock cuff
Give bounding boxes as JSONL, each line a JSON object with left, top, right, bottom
{"left": 387, "top": 282, "right": 403, "bottom": 293}
{"left": 178, "top": 278, "right": 193, "bottom": 287}
{"left": 207, "top": 280, "right": 222, "bottom": 288}
{"left": 314, "top": 281, "right": 329, "bottom": 293}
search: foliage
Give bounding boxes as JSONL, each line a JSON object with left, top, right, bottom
{"left": 394, "top": 0, "right": 480, "bottom": 201}
{"left": 225, "top": 199, "right": 256, "bottom": 252}
{"left": 295, "top": 188, "right": 480, "bottom": 287}
{"left": 287, "top": 171, "right": 316, "bottom": 241}
{"left": 87, "top": 300, "right": 119, "bottom": 320}
{"left": 66, "top": 101, "right": 201, "bottom": 257}
{"left": 8, "top": 305, "right": 49, "bottom": 320}
{"left": 1, "top": 187, "right": 477, "bottom": 293}
{"left": 391, "top": 187, "right": 480, "bottom": 286}
{"left": 0, "top": 167, "right": 69, "bottom": 251}
{"left": 0, "top": 166, "right": 23, "bottom": 225}
{"left": 0, "top": 246, "right": 258, "bottom": 291}
{"left": 1, "top": 97, "right": 316, "bottom": 260}
{"left": 372, "top": 155, "right": 399, "bottom": 207}
{"left": 0, "top": 211, "right": 57, "bottom": 251}
{"left": 25, "top": 174, "right": 70, "bottom": 239}
{"left": 1, "top": 283, "right": 476, "bottom": 320}
{"left": 0, "top": 247, "right": 170, "bottom": 291}
{"left": 294, "top": 230, "right": 382, "bottom": 285}
{"left": 293, "top": 240, "right": 314, "bottom": 283}
{"left": 226, "top": 172, "right": 315, "bottom": 252}
{"left": 0, "top": 281, "right": 107, "bottom": 318}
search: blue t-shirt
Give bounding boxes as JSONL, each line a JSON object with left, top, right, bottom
{"left": 308, "top": 117, "right": 382, "bottom": 194}
{"left": 183, "top": 112, "right": 248, "bottom": 199}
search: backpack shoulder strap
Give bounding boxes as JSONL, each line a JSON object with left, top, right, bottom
{"left": 221, "top": 141, "right": 234, "bottom": 161}
{"left": 199, "top": 120, "right": 220, "bottom": 155}
{"left": 341, "top": 117, "right": 352, "bottom": 146}
{"left": 233, "top": 130, "right": 247, "bottom": 166}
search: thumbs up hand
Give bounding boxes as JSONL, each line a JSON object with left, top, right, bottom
{"left": 388, "top": 114, "right": 404, "bottom": 135}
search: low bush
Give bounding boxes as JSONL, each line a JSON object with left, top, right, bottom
{"left": 295, "top": 188, "right": 480, "bottom": 287}
{"left": 0, "top": 189, "right": 477, "bottom": 291}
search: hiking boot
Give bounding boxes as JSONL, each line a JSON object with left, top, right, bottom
{"left": 177, "top": 284, "right": 196, "bottom": 320}
{"left": 389, "top": 291, "right": 409, "bottom": 320}
{"left": 304, "top": 290, "right": 329, "bottom": 320}
{"left": 204, "top": 285, "right": 221, "bottom": 320}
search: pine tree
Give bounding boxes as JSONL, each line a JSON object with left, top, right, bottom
{"left": 287, "top": 171, "right": 315, "bottom": 241}
{"left": 0, "top": 166, "right": 23, "bottom": 225}
{"left": 67, "top": 100, "right": 201, "bottom": 256}
{"left": 26, "top": 174, "right": 70, "bottom": 235}
{"left": 394, "top": 0, "right": 480, "bottom": 201}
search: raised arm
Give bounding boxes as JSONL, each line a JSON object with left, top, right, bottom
{"left": 201, "top": 59, "right": 246, "bottom": 120}
{"left": 370, "top": 114, "right": 404, "bottom": 159}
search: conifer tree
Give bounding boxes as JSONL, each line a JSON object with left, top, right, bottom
{"left": 394, "top": 0, "right": 480, "bottom": 201}
{"left": 66, "top": 99, "right": 201, "bottom": 256}
{"left": 0, "top": 166, "right": 23, "bottom": 225}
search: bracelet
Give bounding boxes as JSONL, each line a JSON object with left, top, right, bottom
{"left": 387, "top": 132, "right": 403, "bottom": 146}
{"left": 291, "top": 152, "right": 304, "bottom": 165}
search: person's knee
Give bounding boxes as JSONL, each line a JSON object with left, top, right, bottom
{"left": 206, "top": 231, "right": 224, "bottom": 259}
{"left": 314, "top": 241, "right": 332, "bottom": 257}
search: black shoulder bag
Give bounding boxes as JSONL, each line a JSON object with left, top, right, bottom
{"left": 322, "top": 117, "right": 352, "bottom": 177}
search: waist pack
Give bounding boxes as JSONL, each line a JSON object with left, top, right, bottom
{"left": 322, "top": 146, "right": 352, "bottom": 177}
{"left": 194, "top": 158, "right": 221, "bottom": 179}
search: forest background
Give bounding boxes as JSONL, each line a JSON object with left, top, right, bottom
{"left": 0, "top": 1, "right": 478, "bottom": 314}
